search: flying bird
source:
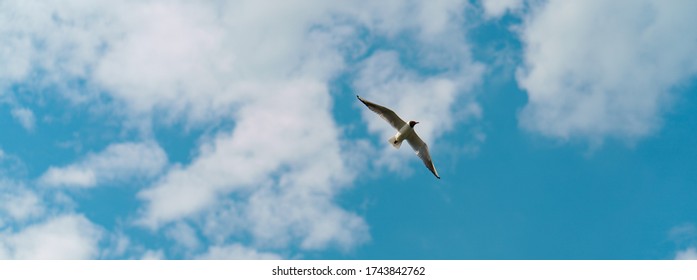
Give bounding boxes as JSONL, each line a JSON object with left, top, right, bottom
{"left": 357, "top": 95, "right": 440, "bottom": 179}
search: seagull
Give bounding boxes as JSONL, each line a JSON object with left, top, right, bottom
{"left": 357, "top": 95, "right": 440, "bottom": 179}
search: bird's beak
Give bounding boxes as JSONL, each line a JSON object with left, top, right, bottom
{"left": 415, "top": 121, "right": 420, "bottom": 125}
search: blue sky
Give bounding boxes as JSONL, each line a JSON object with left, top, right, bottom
{"left": 1, "top": 0, "right": 697, "bottom": 259}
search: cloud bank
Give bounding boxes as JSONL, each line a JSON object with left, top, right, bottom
{"left": 515, "top": 0, "right": 697, "bottom": 143}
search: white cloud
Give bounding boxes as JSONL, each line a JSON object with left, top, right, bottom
{"left": 1, "top": 166, "right": 100, "bottom": 261}
{"left": 675, "top": 247, "right": 697, "bottom": 260}
{"left": 481, "top": 0, "right": 524, "bottom": 18}
{"left": 39, "top": 141, "right": 167, "bottom": 188}
{"left": 10, "top": 107, "right": 35, "bottom": 132}
{"left": 1, "top": 0, "right": 481, "bottom": 125}
{"left": 110, "top": 0, "right": 481, "bottom": 254}
{"left": 0, "top": 148, "right": 25, "bottom": 176}
{"left": 165, "top": 222, "right": 200, "bottom": 250}
{"left": 0, "top": 189, "right": 43, "bottom": 222}
{"left": 0, "top": 214, "right": 102, "bottom": 259}
{"left": 669, "top": 223, "right": 697, "bottom": 241}
{"left": 39, "top": 166, "right": 96, "bottom": 188}
{"left": 669, "top": 223, "right": 697, "bottom": 260}
{"left": 138, "top": 82, "right": 369, "bottom": 250}
{"left": 0, "top": 0, "right": 121, "bottom": 102}
{"left": 0, "top": 156, "right": 43, "bottom": 227}
{"left": 516, "top": 0, "right": 697, "bottom": 143}
{"left": 0, "top": 179, "right": 43, "bottom": 222}
{"left": 93, "top": 1, "right": 239, "bottom": 123}
{"left": 1, "top": 0, "right": 484, "bottom": 257}
{"left": 141, "top": 249, "right": 165, "bottom": 260}
{"left": 101, "top": 231, "right": 131, "bottom": 259}
{"left": 197, "top": 244, "right": 281, "bottom": 260}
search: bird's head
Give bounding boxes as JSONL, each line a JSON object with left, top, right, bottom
{"left": 408, "top": 120, "right": 419, "bottom": 127}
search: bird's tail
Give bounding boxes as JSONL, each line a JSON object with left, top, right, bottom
{"left": 388, "top": 136, "right": 402, "bottom": 149}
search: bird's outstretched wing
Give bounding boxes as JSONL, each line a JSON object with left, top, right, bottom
{"left": 357, "top": 95, "right": 407, "bottom": 130}
{"left": 406, "top": 133, "right": 440, "bottom": 179}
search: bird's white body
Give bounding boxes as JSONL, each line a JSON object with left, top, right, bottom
{"left": 388, "top": 123, "right": 415, "bottom": 149}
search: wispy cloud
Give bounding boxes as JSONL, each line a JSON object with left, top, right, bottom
{"left": 10, "top": 107, "right": 35, "bottom": 132}
{"left": 669, "top": 223, "right": 697, "bottom": 242}
{"left": 165, "top": 222, "right": 201, "bottom": 251}
{"left": 669, "top": 223, "right": 697, "bottom": 260}
{"left": 140, "top": 250, "right": 165, "bottom": 260}
{"left": 481, "top": 0, "right": 524, "bottom": 18}
{"left": 675, "top": 247, "right": 697, "bottom": 260}
{"left": 197, "top": 244, "right": 281, "bottom": 260}
{"left": 39, "top": 141, "right": 167, "bottom": 188}
{"left": 0, "top": 179, "right": 43, "bottom": 223}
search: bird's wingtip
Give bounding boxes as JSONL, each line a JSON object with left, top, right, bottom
{"left": 356, "top": 95, "right": 368, "bottom": 104}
